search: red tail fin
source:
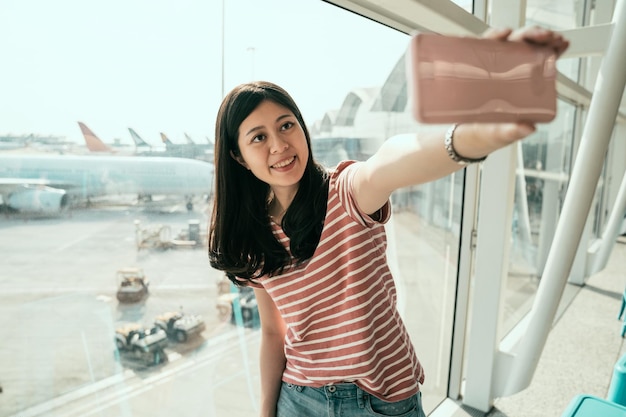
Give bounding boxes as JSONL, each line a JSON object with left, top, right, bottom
{"left": 78, "top": 122, "right": 113, "bottom": 152}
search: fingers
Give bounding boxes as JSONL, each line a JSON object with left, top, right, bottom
{"left": 473, "top": 123, "right": 537, "bottom": 148}
{"left": 547, "top": 32, "right": 570, "bottom": 57}
{"left": 482, "top": 26, "right": 570, "bottom": 57}
{"left": 486, "top": 123, "right": 536, "bottom": 143}
{"left": 509, "top": 26, "right": 570, "bottom": 56}
{"left": 456, "top": 123, "right": 537, "bottom": 159}
{"left": 508, "top": 123, "right": 536, "bottom": 141}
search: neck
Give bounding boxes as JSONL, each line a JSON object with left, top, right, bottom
{"left": 269, "top": 186, "right": 298, "bottom": 218}
{"left": 268, "top": 199, "right": 287, "bottom": 219}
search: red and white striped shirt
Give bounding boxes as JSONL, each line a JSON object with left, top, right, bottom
{"left": 254, "top": 160, "right": 424, "bottom": 402}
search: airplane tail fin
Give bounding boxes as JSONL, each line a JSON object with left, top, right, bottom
{"left": 184, "top": 133, "right": 195, "bottom": 145}
{"left": 78, "top": 122, "right": 113, "bottom": 152}
{"left": 128, "top": 128, "right": 150, "bottom": 147}
{"left": 160, "top": 132, "right": 174, "bottom": 146}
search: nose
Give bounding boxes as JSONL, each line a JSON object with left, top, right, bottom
{"left": 269, "top": 135, "right": 289, "bottom": 154}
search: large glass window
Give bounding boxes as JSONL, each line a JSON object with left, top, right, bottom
{"left": 0, "top": 1, "right": 460, "bottom": 416}
{"left": 500, "top": 0, "right": 593, "bottom": 334}
{"left": 527, "top": 0, "right": 586, "bottom": 80}
{"left": 504, "top": 99, "right": 579, "bottom": 331}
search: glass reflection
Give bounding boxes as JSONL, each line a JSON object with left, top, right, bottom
{"left": 0, "top": 0, "right": 457, "bottom": 415}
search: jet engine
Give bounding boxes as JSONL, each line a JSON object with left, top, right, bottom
{"left": 6, "top": 185, "right": 69, "bottom": 213}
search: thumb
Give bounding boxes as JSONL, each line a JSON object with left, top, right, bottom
{"left": 505, "top": 123, "right": 536, "bottom": 142}
{"left": 482, "top": 27, "right": 512, "bottom": 41}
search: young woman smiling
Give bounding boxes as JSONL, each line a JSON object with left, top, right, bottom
{"left": 209, "top": 26, "right": 569, "bottom": 417}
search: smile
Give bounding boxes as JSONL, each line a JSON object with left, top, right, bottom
{"left": 271, "top": 156, "right": 295, "bottom": 169}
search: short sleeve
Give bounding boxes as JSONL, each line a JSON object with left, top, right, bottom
{"left": 331, "top": 160, "right": 391, "bottom": 227}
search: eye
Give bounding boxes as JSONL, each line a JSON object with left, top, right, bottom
{"left": 251, "top": 134, "right": 266, "bottom": 143}
{"left": 280, "top": 121, "right": 294, "bottom": 131}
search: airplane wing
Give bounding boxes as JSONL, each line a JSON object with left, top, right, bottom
{"left": 0, "top": 178, "right": 52, "bottom": 187}
{"left": 0, "top": 177, "right": 75, "bottom": 190}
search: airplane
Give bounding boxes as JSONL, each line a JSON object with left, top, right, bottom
{"left": 128, "top": 127, "right": 167, "bottom": 155}
{"left": 132, "top": 128, "right": 213, "bottom": 161}
{"left": 80, "top": 121, "right": 214, "bottom": 162}
{"left": 184, "top": 133, "right": 196, "bottom": 145}
{"left": 160, "top": 132, "right": 177, "bottom": 147}
{"left": 82, "top": 122, "right": 212, "bottom": 161}
{"left": 0, "top": 153, "right": 214, "bottom": 214}
{"left": 78, "top": 122, "right": 134, "bottom": 155}
{"left": 160, "top": 132, "right": 213, "bottom": 162}
{"left": 129, "top": 128, "right": 159, "bottom": 150}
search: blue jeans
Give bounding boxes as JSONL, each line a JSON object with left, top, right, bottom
{"left": 276, "top": 382, "right": 426, "bottom": 417}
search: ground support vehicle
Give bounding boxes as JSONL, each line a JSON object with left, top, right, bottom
{"left": 154, "top": 311, "right": 206, "bottom": 343}
{"left": 134, "top": 220, "right": 206, "bottom": 250}
{"left": 217, "top": 287, "right": 260, "bottom": 329}
{"left": 116, "top": 267, "right": 149, "bottom": 303}
{"left": 114, "top": 324, "right": 168, "bottom": 365}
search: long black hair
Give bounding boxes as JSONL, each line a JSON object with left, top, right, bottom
{"left": 208, "top": 81, "right": 329, "bottom": 285}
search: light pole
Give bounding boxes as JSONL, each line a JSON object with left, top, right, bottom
{"left": 246, "top": 47, "right": 256, "bottom": 81}
{"left": 221, "top": 0, "right": 225, "bottom": 98}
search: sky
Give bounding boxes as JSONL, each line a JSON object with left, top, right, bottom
{"left": 0, "top": 0, "right": 409, "bottom": 146}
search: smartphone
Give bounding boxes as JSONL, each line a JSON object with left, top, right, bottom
{"left": 407, "top": 33, "right": 558, "bottom": 124}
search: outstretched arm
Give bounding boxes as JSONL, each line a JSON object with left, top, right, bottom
{"left": 353, "top": 26, "right": 569, "bottom": 215}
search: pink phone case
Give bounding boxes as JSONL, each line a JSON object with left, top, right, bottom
{"left": 408, "top": 33, "right": 558, "bottom": 124}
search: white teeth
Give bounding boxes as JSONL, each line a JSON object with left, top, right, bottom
{"left": 273, "top": 157, "right": 294, "bottom": 168}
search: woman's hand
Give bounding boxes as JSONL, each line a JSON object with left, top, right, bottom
{"left": 353, "top": 26, "right": 571, "bottom": 214}
{"left": 484, "top": 26, "right": 570, "bottom": 58}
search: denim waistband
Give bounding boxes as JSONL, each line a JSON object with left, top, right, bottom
{"left": 319, "top": 383, "right": 365, "bottom": 399}
{"left": 279, "top": 381, "right": 424, "bottom": 417}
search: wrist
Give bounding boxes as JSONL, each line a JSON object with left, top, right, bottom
{"left": 444, "top": 124, "right": 488, "bottom": 165}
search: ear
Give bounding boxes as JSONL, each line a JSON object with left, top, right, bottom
{"left": 230, "top": 150, "right": 249, "bottom": 169}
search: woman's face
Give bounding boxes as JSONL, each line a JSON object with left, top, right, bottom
{"left": 235, "top": 100, "right": 309, "bottom": 195}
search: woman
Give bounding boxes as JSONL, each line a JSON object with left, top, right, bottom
{"left": 209, "top": 26, "right": 569, "bottom": 417}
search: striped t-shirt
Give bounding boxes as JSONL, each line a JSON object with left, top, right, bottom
{"left": 253, "top": 160, "right": 424, "bottom": 402}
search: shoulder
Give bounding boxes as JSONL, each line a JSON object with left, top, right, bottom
{"left": 329, "top": 160, "right": 360, "bottom": 187}
{"left": 328, "top": 160, "right": 391, "bottom": 226}
{"left": 331, "top": 159, "right": 359, "bottom": 175}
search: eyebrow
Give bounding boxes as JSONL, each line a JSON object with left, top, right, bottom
{"left": 245, "top": 114, "right": 292, "bottom": 137}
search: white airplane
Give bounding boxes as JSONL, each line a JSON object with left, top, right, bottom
{"left": 0, "top": 153, "right": 214, "bottom": 214}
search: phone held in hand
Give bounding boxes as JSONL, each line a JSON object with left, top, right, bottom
{"left": 407, "top": 33, "right": 558, "bottom": 124}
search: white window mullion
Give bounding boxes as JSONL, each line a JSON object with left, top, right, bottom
{"left": 461, "top": 0, "right": 527, "bottom": 411}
